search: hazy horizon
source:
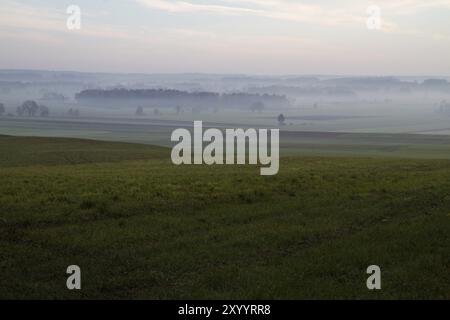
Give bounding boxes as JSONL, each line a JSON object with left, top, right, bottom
{"left": 2, "top": 68, "right": 450, "bottom": 79}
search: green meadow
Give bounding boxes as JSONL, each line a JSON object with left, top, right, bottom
{"left": 0, "top": 135, "right": 449, "bottom": 299}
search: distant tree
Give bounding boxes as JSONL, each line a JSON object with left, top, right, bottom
{"left": 277, "top": 113, "right": 286, "bottom": 126}
{"left": 136, "top": 106, "right": 144, "bottom": 116}
{"left": 250, "top": 101, "right": 265, "bottom": 113}
{"left": 175, "top": 105, "right": 181, "bottom": 114}
{"left": 16, "top": 105, "right": 24, "bottom": 116}
{"left": 17, "top": 100, "right": 39, "bottom": 117}
{"left": 153, "top": 108, "right": 160, "bottom": 116}
{"left": 68, "top": 108, "right": 80, "bottom": 117}
{"left": 39, "top": 105, "right": 49, "bottom": 117}
{"left": 0, "top": 103, "right": 5, "bottom": 116}
{"left": 75, "top": 88, "right": 291, "bottom": 109}
{"left": 423, "top": 79, "right": 449, "bottom": 87}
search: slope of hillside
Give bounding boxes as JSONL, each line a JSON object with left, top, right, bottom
{"left": 0, "top": 136, "right": 448, "bottom": 299}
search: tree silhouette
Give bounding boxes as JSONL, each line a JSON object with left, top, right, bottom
{"left": 136, "top": 106, "right": 144, "bottom": 116}
{"left": 277, "top": 113, "right": 286, "bottom": 126}
{"left": 75, "top": 88, "right": 291, "bottom": 109}
{"left": 17, "top": 100, "right": 39, "bottom": 116}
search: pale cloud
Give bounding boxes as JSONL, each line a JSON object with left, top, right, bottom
{"left": 0, "top": 1, "right": 147, "bottom": 43}
{"left": 135, "top": 0, "right": 261, "bottom": 14}
{"left": 379, "top": 0, "right": 450, "bottom": 13}
{"left": 136, "top": 0, "right": 450, "bottom": 22}
{"left": 136, "top": 0, "right": 450, "bottom": 34}
{"left": 136, "top": 0, "right": 362, "bottom": 25}
{"left": 170, "top": 28, "right": 217, "bottom": 39}
{"left": 1, "top": 0, "right": 449, "bottom": 74}
{"left": 3, "top": 0, "right": 449, "bottom": 43}
{"left": 0, "top": 1, "right": 65, "bottom": 32}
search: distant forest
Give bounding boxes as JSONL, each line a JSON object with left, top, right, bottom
{"left": 75, "top": 88, "right": 292, "bottom": 109}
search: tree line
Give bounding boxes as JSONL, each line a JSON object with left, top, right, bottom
{"left": 0, "top": 100, "right": 50, "bottom": 117}
{"left": 75, "top": 88, "right": 291, "bottom": 109}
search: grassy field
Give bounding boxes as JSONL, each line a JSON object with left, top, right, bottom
{"left": 0, "top": 135, "right": 449, "bottom": 299}
{"left": 2, "top": 117, "right": 450, "bottom": 159}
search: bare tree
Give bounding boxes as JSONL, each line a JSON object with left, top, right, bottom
{"left": 17, "top": 100, "right": 39, "bottom": 116}
{"left": 0, "top": 103, "right": 5, "bottom": 116}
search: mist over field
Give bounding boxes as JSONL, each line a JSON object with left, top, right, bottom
{"left": 1, "top": 0, "right": 449, "bottom": 301}
{"left": 1, "top": 70, "right": 450, "bottom": 147}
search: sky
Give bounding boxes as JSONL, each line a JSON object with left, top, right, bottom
{"left": 1, "top": 0, "right": 450, "bottom": 75}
